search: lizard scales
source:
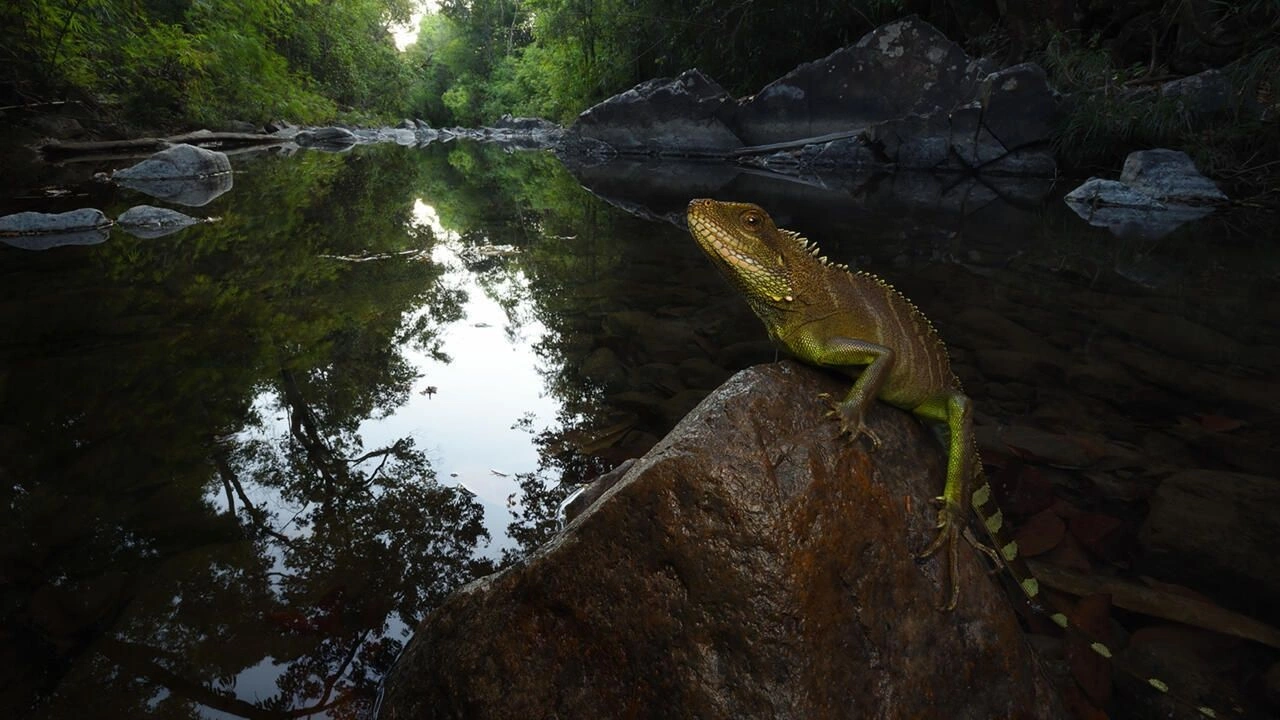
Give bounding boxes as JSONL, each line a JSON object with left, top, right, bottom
{"left": 686, "top": 198, "right": 1227, "bottom": 719}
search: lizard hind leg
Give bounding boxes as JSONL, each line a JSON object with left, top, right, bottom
{"left": 913, "top": 391, "right": 976, "bottom": 611}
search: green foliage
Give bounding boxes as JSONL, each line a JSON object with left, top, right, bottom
{"left": 1, "top": 0, "right": 410, "bottom": 128}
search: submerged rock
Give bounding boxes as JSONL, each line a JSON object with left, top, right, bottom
{"left": 380, "top": 362, "right": 1065, "bottom": 720}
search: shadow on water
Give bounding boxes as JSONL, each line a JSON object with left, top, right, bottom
{"left": 2, "top": 140, "right": 1278, "bottom": 717}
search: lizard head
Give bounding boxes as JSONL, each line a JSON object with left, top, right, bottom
{"left": 687, "top": 198, "right": 803, "bottom": 307}
{"left": 691, "top": 197, "right": 798, "bottom": 307}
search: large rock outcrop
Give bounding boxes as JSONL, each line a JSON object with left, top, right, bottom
{"left": 380, "top": 362, "right": 1066, "bottom": 720}
{"left": 567, "top": 69, "right": 742, "bottom": 156}
{"left": 564, "top": 17, "right": 1059, "bottom": 175}
{"left": 733, "top": 17, "right": 981, "bottom": 145}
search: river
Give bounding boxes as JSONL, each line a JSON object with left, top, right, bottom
{"left": 2, "top": 139, "right": 1277, "bottom": 718}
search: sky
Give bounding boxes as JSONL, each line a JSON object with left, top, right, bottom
{"left": 392, "top": 1, "right": 439, "bottom": 50}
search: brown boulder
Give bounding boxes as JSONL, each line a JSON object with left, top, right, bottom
{"left": 380, "top": 362, "right": 1065, "bottom": 720}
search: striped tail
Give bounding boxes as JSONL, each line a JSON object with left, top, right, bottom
{"left": 967, "top": 470, "right": 1238, "bottom": 720}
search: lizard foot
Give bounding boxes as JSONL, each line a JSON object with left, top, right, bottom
{"left": 917, "top": 497, "right": 963, "bottom": 611}
{"left": 818, "top": 393, "right": 882, "bottom": 450}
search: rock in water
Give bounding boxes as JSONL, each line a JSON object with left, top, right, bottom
{"left": 1119, "top": 149, "right": 1227, "bottom": 204}
{"left": 113, "top": 143, "right": 232, "bottom": 180}
{"left": 0, "top": 209, "right": 111, "bottom": 250}
{"left": 115, "top": 205, "right": 202, "bottom": 239}
{"left": 380, "top": 362, "right": 1065, "bottom": 720}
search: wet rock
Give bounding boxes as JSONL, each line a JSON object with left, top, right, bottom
{"left": 295, "top": 126, "right": 359, "bottom": 148}
{"left": 561, "top": 459, "right": 635, "bottom": 524}
{"left": 568, "top": 69, "right": 742, "bottom": 156}
{"left": 1119, "top": 149, "right": 1227, "bottom": 205}
{"left": 1064, "top": 149, "right": 1225, "bottom": 238}
{"left": 1063, "top": 177, "right": 1214, "bottom": 240}
{"left": 1140, "top": 470, "right": 1280, "bottom": 617}
{"left": 485, "top": 116, "right": 565, "bottom": 150}
{"left": 380, "top": 362, "right": 1065, "bottom": 720}
{"left": 1065, "top": 178, "right": 1164, "bottom": 209}
{"left": 113, "top": 143, "right": 231, "bottom": 180}
{"left": 0, "top": 209, "right": 112, "bottom": 250}
{"left": 492, "top": 115, "right": 560, "bottom": 133}
{"left": 115, "top": 205, "right": 203, "bottom": 239}
{"left": 0, "top": 208, "right": 110, "bottom": 236}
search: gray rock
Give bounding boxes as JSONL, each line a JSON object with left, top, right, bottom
{"left": 568, "top": 69, "right": 743, "bottom": 156}
{"left": 948, "top": 103, "right": 1007, "bottom": 167}
{"left": 113, "top": 144, "right": 232, "bottom": 180}
{"left": 1119, "top": 149, "right": 1227, "bottom": 204}
{"left": 1065, "top": 178, "right": 1166, "bottom": 210}
{"left": 492, "top": 114, "right": 560, "bottom": 132}
{"left": 390, "top": 128, "right": 417, "bottom": 146}
{"left": 225, "top": 120, "right": 259, "bottom": 133}
{"left": 397, "top": 118, "right": 417, "bottom": 130}
{"left": 735, "top": 17, "right": 978, "bottom": 146}
{"left": 865, "top": 112, "right": 951, "bottom": 169}
{"left": 1065, "top": 150, "right": 1225, "bottom": 238}
{"left": 264, "top": 119, "right": 294, "bottom": 133}
{"left": 0, "top": 209, "right": 111, "bottom": 250}
{"left": 115, "top": 205, "right": 202, "bottom": 239}
{"left": 0, "top": 208, "right": 111, "bottom": 235}
{"left": 295, "top": 126, "right": 359, "bottom": 147}
{"left": 269, "top": 125, "right": 301, "bottom": 140}
{"left": 977, "top": 63, "right": 1058, "bottom": 151}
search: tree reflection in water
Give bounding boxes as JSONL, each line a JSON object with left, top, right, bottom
{"left": 1, "top": 145, "right": 504, "bottom": 718}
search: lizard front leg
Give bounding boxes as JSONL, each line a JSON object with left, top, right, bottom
{"left": 807, "top": 336, "right": 895, "bottom": 449}
{"left": 913, "top": 390, "right": 976, "bottom": 610}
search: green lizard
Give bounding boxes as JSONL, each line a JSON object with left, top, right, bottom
{"left": 686, "top": 198, "right": 1227, "bottom": 718}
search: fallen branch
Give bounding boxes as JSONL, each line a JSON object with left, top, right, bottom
{"left": 40, "top": 130, "right": 287, "bottom": 157}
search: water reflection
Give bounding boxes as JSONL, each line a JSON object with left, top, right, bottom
{"left": 2, "top": 139, "right": 1278, "bottom": 719}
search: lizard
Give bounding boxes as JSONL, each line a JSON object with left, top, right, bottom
{"left": 685, "top": 197, "right": 1230, "bottom": 719}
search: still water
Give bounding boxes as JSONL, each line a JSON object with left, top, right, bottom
{"left": 2, "top": 141, "right": 1278, "bottom": 718}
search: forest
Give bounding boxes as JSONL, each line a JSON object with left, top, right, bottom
{"left": 2, "top": 1, "right": 1279, "bottom": 176}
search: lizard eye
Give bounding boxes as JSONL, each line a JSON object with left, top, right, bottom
{"left": 742, "top": 211, "right": 761, "bottom": 227}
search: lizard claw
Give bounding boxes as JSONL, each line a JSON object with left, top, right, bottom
{"left": 918, "top": 497, "right": 963, "bottom": 611}
{"left": 819, "top": 394, "right": 881, "bottom": 450}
